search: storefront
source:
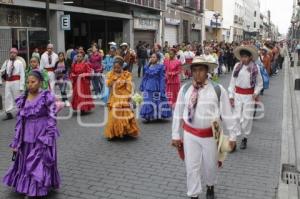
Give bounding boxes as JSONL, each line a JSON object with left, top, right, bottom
{"left": 191, "top": 23, "right": 202, "bottom": 43}
{"left": 0, "top": 4, "right": 47, "bottom": 65}
{"left": 133, "top": 11, "right": 160, "bottom": 48}
{"left": 164, "top": 17, "right": 180, "bottom": 47}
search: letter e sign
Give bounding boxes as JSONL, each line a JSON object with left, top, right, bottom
{"left": 61, "top": 15, "right": 71, "bottom": 30}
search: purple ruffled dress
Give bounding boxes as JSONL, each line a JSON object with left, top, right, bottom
{"left": 3, "top": 90, "right": 60, "bottom": 197}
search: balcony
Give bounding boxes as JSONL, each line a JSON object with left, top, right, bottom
{"left": 184, "top": 0, "right": 196, "bottom": 9}
{"left": 114, "top": 0, "right": 166, "bottom": 10}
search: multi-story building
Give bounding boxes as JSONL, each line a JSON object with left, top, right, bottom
{"left": 204, "top": 0, "right": 223, "bottom": 42}
{"left": 0, "top": 0, "right": 165, "bottom": 65}
{"left": 163, "top": 0, "right": 203, "bottom": 47}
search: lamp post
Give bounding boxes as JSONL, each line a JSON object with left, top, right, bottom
{"left": 213, "top": 12, "right": 221, "bottom": 41}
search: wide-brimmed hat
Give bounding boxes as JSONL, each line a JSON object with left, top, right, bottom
{"left": 233, "top": 45, "right": 259, "bottom": 61}
{"left": 108, "top": 41, "right": 117, "bottom": 46}
{"left": 120, "top": 42, "right": 128, "bottom": 47}
{"left": 188, "top": 55, "right": 218, "bottom": 73}
{"left": 217, "top": 133, "right": 232, "bottom": 162}
{"left": 260, "top": 46, "right": 271, "bottom": 53}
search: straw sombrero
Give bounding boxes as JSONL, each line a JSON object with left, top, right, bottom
{"left": 120, "top": 42, "right": 128, "bottom": 47}
{"left": 186, "top": 55, "right": 218, "bottom": 73}
{"left": 233, "top": 45, "right": 259, "bottom": 61}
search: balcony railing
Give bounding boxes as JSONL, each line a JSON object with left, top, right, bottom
{"left": 114, "top": 0, "right": 166, "bottom": 10}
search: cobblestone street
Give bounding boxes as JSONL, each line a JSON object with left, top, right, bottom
{"left": 0, "top": 68, "right": 283, "bottom": 199}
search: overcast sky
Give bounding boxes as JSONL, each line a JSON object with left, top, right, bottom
{"left": 260, "top": 0, "right": 294, "bottom": 34}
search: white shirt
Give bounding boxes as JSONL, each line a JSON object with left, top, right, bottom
{"left": 172, "top": 81, "right": 239, "bottom": 141}
{"left": 228, "top": 62, "right": 263, "bottom": 99}
{"left": 40, "top": 52, "right": 58, "bottom": 70}
{"left": 177, "top": 50, "right": 186, "bottom": 65}
{"left": 184, "top": 51, "right": 195, "bottom": 60}
{"left": 1, "top": 59, "right": 25, "bottom": 90}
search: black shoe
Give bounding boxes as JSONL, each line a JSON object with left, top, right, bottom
{"left": 2, "top": 113, "right": 13, "bottom": 121}
{"left": 240, "top": 138, "right": 247, "bottom": 150}
{"left": 191, "top": 197, "right": 198, "bottom": 199}
{"left": 206, "top": 186, "right": 215, "bottom": 199}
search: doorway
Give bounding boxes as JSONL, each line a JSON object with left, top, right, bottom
{"left": 11, "top": 28, "right": 47, "bottom": 65}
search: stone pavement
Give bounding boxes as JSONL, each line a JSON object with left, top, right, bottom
{"left": 0, "top": 68, "right": 283, "bottom": 199}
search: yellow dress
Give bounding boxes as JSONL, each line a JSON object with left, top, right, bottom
{"left": 104, "top": 71, "right": 139, "bottom": 139}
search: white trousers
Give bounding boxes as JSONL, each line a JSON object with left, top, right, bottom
{"left": 47, "top": 71, "right": 55, "bottom": 91}
{"left": 5, "top": 80, "right": 21, "bottom": 112}
{"left": 233, "top": 93, "right": 255, "bottom": 137}
{"left": 184, "top": 131, "right": 218, "bottom": 197}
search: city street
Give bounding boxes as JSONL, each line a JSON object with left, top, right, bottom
{"left": 0, "top": 67, "right": 283, "bottom": 199}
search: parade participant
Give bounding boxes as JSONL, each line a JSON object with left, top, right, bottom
{"left": 259, "top": 47, "right": 272, "bottom": 75}
{"left": 120, "top": 43, "right": 136, "bottom": 72}
{"left": 184, "top": 45, "right": 196, "bottom": 79}
{"left": 103, "top": 46, "right": 117, "bottom": 72}
{"left": 70, "top": 52, "right": 95, "bottom": 113}
{"left": 40, "top": 44, "right": 58, "bottom": 91}
{"left": 25, "top": 57, "right": 49, "bottom": 90}
{"left": 54, "top": 52, "right": 70, "bottom": 106}
{"left": 0, "top": 48, "right": 25, "bottom": 120}
{"left": 31, "top": 47, "right": 40, "bottom": 60}
{"left": 279, "top": 43, "right": 287, "bottom": 69}
{"left": 104, "top": 56, "right": 139, "bottom": 139}
{"left": 89, "top": 45, "right": 103, "bottom": 99}
{"left": 164, "top": 48, "right": 182, "bottom": 108}
{"left": 72, "top": 46, "right": 88, "bottom": 63}
{"left": 152, "top": 44, "right": 164, "bottom": 64}
{"left": 172, "top": 56, "right": 238, "bottom": 199}
{"left": 228, "top": 45, "right": 263, "bottom": 150}
{"left": 3, "top": 70, "right": 60, "bottom": 197}
{"left": 140, "top": 53, "right": 172, "bottom": 121}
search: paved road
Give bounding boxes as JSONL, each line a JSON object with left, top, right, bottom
{"left": 0, "top": 68, "right": 283, "bottom": 199}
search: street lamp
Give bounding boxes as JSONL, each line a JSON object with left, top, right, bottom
{"left": 213, "top": 12, "right": 221, "bottom": 41}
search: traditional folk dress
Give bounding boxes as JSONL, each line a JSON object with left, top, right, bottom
{"left": 40, "top": 52, "right": 58, "bottom": 91}
{"left": 164, "top": 58, "right": 182, "bottom": 108}
{"left": 70, "top": 61, "right": 95, "bottom": 112}
{"left": 3, "top": 90, "right": 60, "bottom": 197}
{"left": 228, "top": 61, "right": 263, "bottom": 137}
{"left": 140, "top": 63, "right": 172, "bottom": 120}
{"left": 104, "top": 71, "right": 139, "bottom": 139}
{"left": 172, "top": 80, "right": 238, "bottom": 197}
{"left": 1, "top": 59, "right": 25, "bottom": 113}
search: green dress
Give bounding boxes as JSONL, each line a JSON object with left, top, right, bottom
{"left": 25, "top": 67, "right": 50, "bottom": 90}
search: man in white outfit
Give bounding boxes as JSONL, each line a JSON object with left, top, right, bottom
{"left": 172, "top": 56, "right": 238, "bottom": 199}
{"left": 228, "top": 45, "right": 263, "bottom": 149}
{"left": 40, "top": 44, "right": 58, "bottom": 91}
{"left": 0, "top": 48, "right": 25, "bottom": 120}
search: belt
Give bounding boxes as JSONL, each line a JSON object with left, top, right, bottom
{"left": 235, "top": 86, "right": 255, "bottom": 95}
{"left": 7, "top": 75, "right": 20, "bottom": 81}
{"left": 183, "top": 122, "right": 213, "bottom": 138}
{"left": 45, "top": 68, "right": 55, "bottom": 72}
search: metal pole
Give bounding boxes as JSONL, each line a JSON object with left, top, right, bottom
{"left": 46, "top": 0, "right": 50, "bottom": 43}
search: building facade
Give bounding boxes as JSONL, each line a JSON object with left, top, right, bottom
{"left": 163, "top": 0, "right": 203, "bottom": 47}
{"left": 204, "top": 0, "right": 223, "bottom": 42}
{"left": 0, "top": 0, "right": 165, "bottom": 65}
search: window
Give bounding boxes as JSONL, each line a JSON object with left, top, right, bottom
{"left": 254, "top": 22, "right": 256, "bottom": 28}
{"left": 254, "top": 11, "right": 256, "bottom": 17}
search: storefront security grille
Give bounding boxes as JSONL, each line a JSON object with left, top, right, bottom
{"left": 0, "top": 29, "right": 12, "bottom": 65}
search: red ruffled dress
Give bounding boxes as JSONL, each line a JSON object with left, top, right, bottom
{"left": 70, "top": 61, "right": 95, "bottom": 112}
{"left": 164, "top": 58, "right": 182, "bottom": 108}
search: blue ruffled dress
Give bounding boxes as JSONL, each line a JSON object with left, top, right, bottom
{"left": 3, "top": 90, "right": 60, "bottom": 197}
{"left": 140, "top": 64, "right": 172, "bottom": 120}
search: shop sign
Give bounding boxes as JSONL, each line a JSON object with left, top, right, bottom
{"left": 134, "top": 18, "right": 158, "bottom": 30}
{"left": 0, "top": 5, "right": 46, "bottom": 27}
{"left": 61, "top": 15, "right": 71, "bottom": 30}
{"left": 0, "top": 0, "right": 14, "bottom": 4}
{"left": 165, "top": 18, "right": 180, "bottom": 26}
